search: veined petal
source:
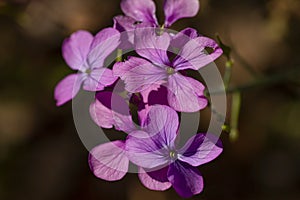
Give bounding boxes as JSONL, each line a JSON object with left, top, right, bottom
{"left": 83, "top": 68, "right": 117, "bottom": 91}
{"left": 178, "top": 133, "right": 223, "bottom": 167}
{"left": 125, "top": 130, "right": 169, "bottom": 169}
{"left": 137, "top": 106, "right": 151, "bottom": 128}
{"left": 90, "top": 91, "right": 136, "bottom": 132}
{"left": 138, "top": 167, "right": 172, "bottom": 191}
{"left": 167, "top": 73, "right": 208, "bottom": 112}
{"left": 87, "top": 28, "right": 120, "bottom": 69}
{"left": 142, "top": 105, "right": 179, "bottom": 146}
{"left": 121, "top": 0, "right": 158, "bottom": 25}
{"left": 170, "top": 28, "right": 198, "bottom": 49}
{"left": 113, "top": 15, "right": 136, "bottom": 49}
{"left": 113, "top": 57, "right": 167, "bottom": 93}
{"left": 54, "top": 73, "right": 83, "bottom": 106}
{"left": 89, "top": 98, "right": 114, "bottom": 129}
{"left": 173, "top": 36, "right": 223, "bottom": 71}
{"left": 164, "top": 0, "right": 200, "bottom": 27}
{"left": 168, "top": 161, "right": 204, "bottom": 198}
{"left": 135, "top": 27, "right": 171, "bottom": 66}
{"left": 89, "top": 141, "right": 129, "bottom": 181}
{"left": 62, "top": 30, "right": 93, "bottom": 71}
{"left": 113, "top": 15, "right": 136, "bottom": 32}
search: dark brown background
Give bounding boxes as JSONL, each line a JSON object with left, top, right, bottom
{"left": 0, "top": 0, "right": 300, "bottom": 199}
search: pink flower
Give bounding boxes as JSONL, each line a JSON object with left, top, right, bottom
{"left": 54, "top": 28, "right": 120, "bottom": 106}
{"left": 114, "top": 27, "right": 223, "bottom": 112}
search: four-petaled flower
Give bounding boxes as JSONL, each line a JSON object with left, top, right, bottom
{"left": 114, "top": 27, "right": 223, "bottom": 112}
{"left": 126, "top": 105, "right": 223, "bottom": 198}
{"left": 54, "top": 28, "right": 120, "bottom": 106}
{"left": 89, "top": 105, "right": 223, "bottom": 198}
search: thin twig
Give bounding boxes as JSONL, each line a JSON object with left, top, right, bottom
{"left": 230, "top": 92, "right": 241, "bottom": 142}
{"left": 210, "top": 67, "right": 300, "bottom": 95}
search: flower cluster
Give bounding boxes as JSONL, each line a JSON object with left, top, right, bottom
{"left": 55, "top": 0, "right": 224, "bottom": 198}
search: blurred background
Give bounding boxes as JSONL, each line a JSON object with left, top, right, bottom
{"left": 0, "top": 0, "right": 300, "bottom": 199}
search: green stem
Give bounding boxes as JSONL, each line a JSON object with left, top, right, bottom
{"left": 223, "top": 59, "right": 234, "bottom": 90}
{"left": 116, "top": 49, "right": 123, "bottom": 62}
{"left": 230, "top": 92, "right": 241, "bottom": 142}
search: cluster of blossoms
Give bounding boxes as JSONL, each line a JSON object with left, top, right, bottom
{"left": 55, "top": 0, "right": 224, "bottom": 198}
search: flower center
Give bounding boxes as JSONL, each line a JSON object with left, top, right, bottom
{"left": 155, "top": 25, "right": 165, "bottom": 36}
{"left": 85, "top": 69, "right": 92, "bottom": 75}
{"left": 169, "top": 151, "right": 178, "bottom": 160}
{"left": 166, "top": 67, "right": 175, "bottom": 75}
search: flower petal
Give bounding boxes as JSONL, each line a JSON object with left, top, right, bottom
{"left": 62, "top": 30, "right": 93, "bottom": 71}
{"left": 113, "top": 57, "right": 167, "bottom": 93}
{"left": 90, "top": 91, "right": 136, "bottom": 133}
{"left": 170, "top": 28, "right": 198, "bottom": 49}
{"left": 121, "top": 0, "right": 158, "bottom": 25}
{"left": 87, "top": 28, "right": 120, "bottom": 69}
{"left": 138, "top": 167, "right": 172, "bottom": 191}
{"left": 142, "top": 105, "right": 179, "bottom": 145}
{"left": 167, "top": 73, "right": 208, "bottom": 112}
{"left": 90, "top": 98, "right": 114, "bottom": 129}
{"left": 125, "top": 130, "right": 169, "bottom": 169}
{"left": 173, "top": 36, "right": 223, "bottom": 71}
{"left": 95, "top": 91, "right": 129, "bottom": 115}
{"left": 113, "top": 15, "right": 136, "bottom": 49}
{"left": 167, "top": 161, "right": 204, "bottom": 198}
{"left": 135, "top": 27, "right": 171, "bottom": 66}
{"left": 178, "top": 133, "right": 223, "bottom": 167}
{"left": 54, "top": 74, "right": 83, "bottom": 106}
{"left": 164, "top": 0, "right": 200, "bottom": 27}
{"left": 140, "top": 80, "right": 165, "bottom": 103}
{"left": 113, "top": 15, "right": 136, "bottom": 32}
{"left": 126, "top": 105, "right": 179, "bottom": 169}
{"left": 148, "top": 86, "right": 169, "bottom": 107}
{"left": 83, "top": 68, "right": 117, "bottom": 91}
{"left": 89, "top": 141, "right": 129, "bottom": 181}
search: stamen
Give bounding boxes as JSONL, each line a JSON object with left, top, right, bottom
{"left": 85, "top": 69, "right": 92, "bottom": 75}
{"left": 169, "top": 151, "right": 178, "bottom": 160}
{"left": 166, "top": 67, "right": 175, "bottom": 75}
{"left": 156, "top": 25, "right": 165, "bottom": 36}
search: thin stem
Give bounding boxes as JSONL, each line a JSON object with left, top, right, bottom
{"left": 230, "top": 92, "right": 241, "bottom": 142}
{"left": 222, "top": 124, "right": 231, "bottom": 133}
{"left": 211, "top": 67, "right": 300, "bottom": 95}
{"left": 223, "top": 59, "right": 234, "bottom": 90}
{"left": 116, "top": 49, "right": 123, "bottom": 62}
{"left": 216, "top": 35, "right": 243, "bottom": 140}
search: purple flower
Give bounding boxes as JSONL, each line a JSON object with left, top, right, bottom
{"left": 54, "top": 28, "right": 120, "bottom": 106}
{"left": 114, "top": 0, "right": 200, "bottom": 31}
{"left": 89, "top": 103, "right": 222, "bottom": 197}
{"left": 126, "top": 105, "right": 223, "bottom": 198}
{"left": 114, "top": 27, "right": 223, "bottom": 112}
